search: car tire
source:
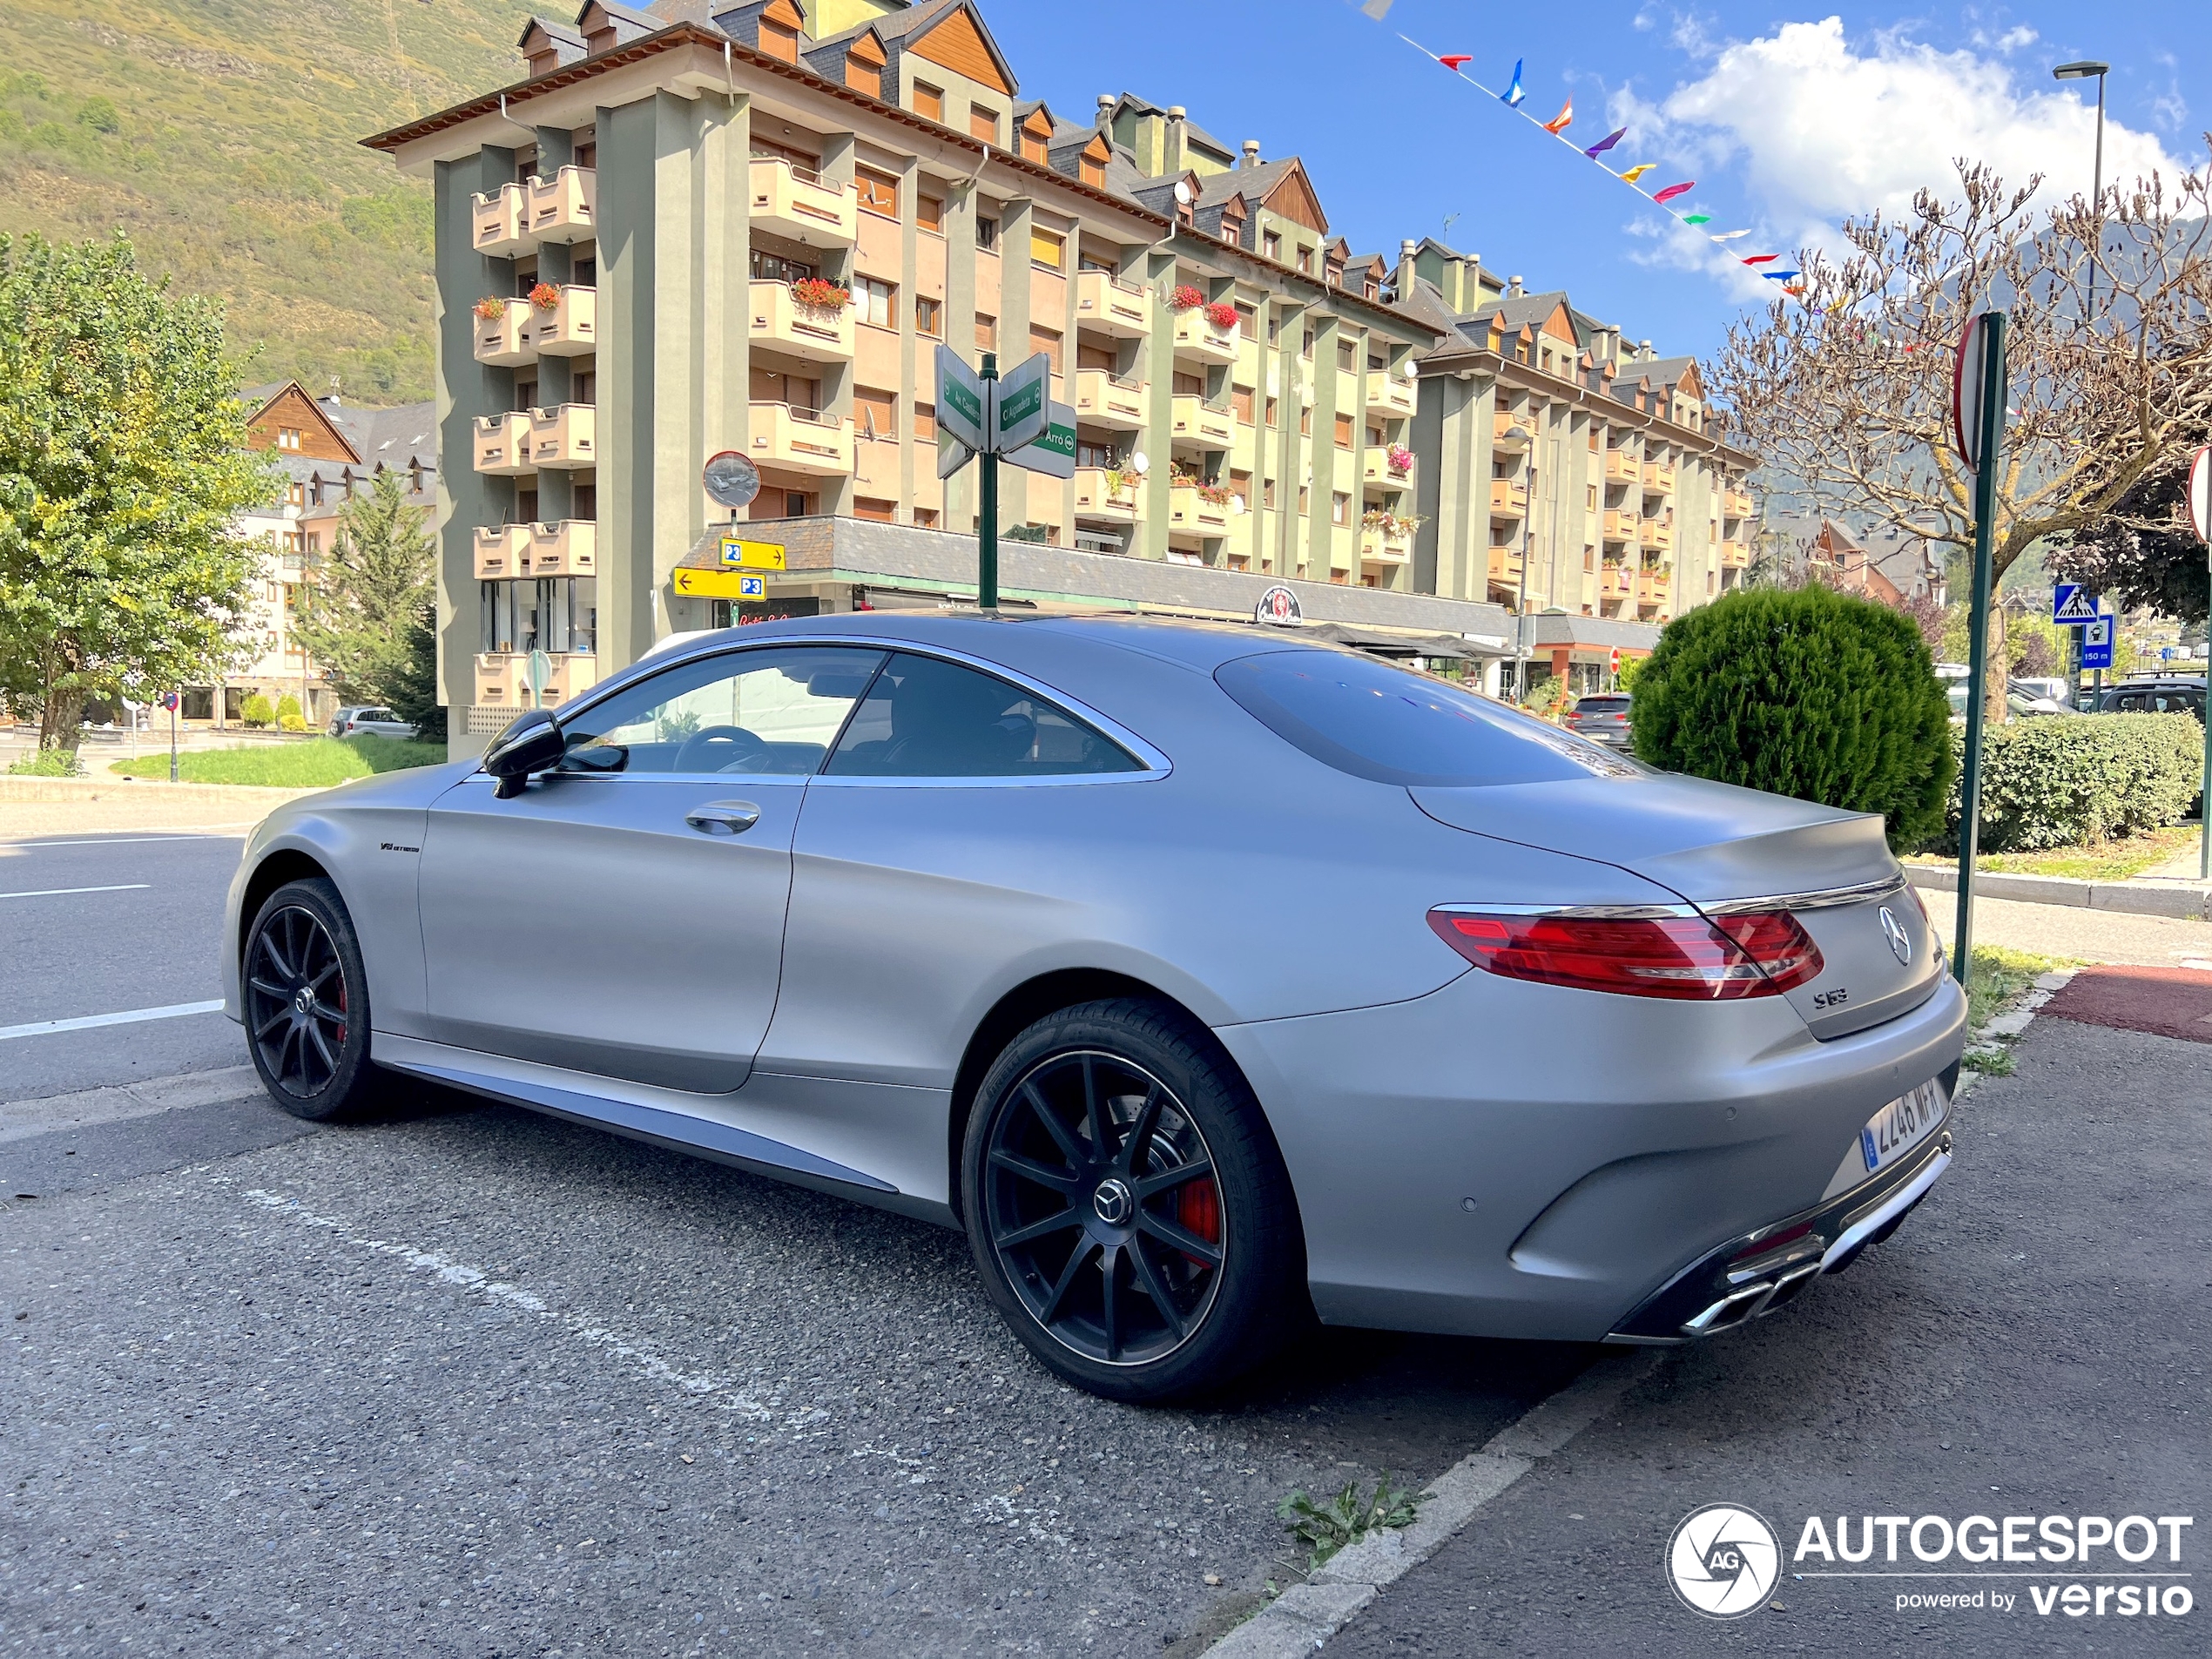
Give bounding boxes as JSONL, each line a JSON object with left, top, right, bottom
{"left": 961, "top": 998, "right": 1307, "bottom": 1404}
{"left": 240, "top": 877, "right": 383, "bottom": 1122}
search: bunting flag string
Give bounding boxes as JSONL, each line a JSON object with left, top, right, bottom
{"left": 1387, "top": 27, "right": 1805, "bottom": 302}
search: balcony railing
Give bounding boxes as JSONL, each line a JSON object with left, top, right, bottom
{"left": 1170, "top": 395, "right": 1234, "bottom": 450}
{"left": 1642, "top": 462, "right": 1676, "bottom": 494}
{"left": 1638, "top": 520, "right": 1673, "bottom": 551}
{"left": 473, "top": 297, "right": 535, "bottom": 368}
{"left": 1494, "top": 411, "right": 1534, "bottom": 448}
{"left": 750, "top": 401, "right": 853, "bottom": 475}
{"left": 1604, "top": 450, "right": 1639, "bottom": 484}
{"left": 1075, "top": 271, "right": 1149, "bottom": 338}
{"left": 749, "top": 280, "right": 855, "bottom": 362}
{"left": 1720, "top": 539, "right": 1749, "bottom": 568}
{"left": 1072, "top": 369, "right": 1147, "bottom": 431}
{"left": 1489, "top": 478, "right": 1527, "bottom": 518}
{"left": 1360, "top": 525, "right": 1413, "bottom": 564}
{"left": 475, "top": 651, "right": 599, "bottom": 710}
{"left": 1365, "top": 373, "right": 1416, "bottom": 418}
{"left": 1723, "top": 489, "right": 1754, "bottom": 519}
{"left": 1364, "top": 449, "right": 1415, "bottom": 490}
{"left": 749, "top": 158, "right": 858, "bottom": 247}
{"left": 1636, "top": 570, "right": 1663, "bottom": 604}
{"left": 529, "top": 404, "right": 597, "bottom": 470}
{"left": 530, "top": 519, "right": 597, "bottom": 576}
{"left": 1166, "top": 482, "right": 1231, "bottom": 536}
{"left": 527, "top": 166, "right": 595, "bottom": 246}
{"left": 472, "top": 411, "right": 534, "bottom": 475}
{"left": 532, "top": 286, "right": 597, "bottom": 356}
{"left": 1599, "top": 563, "right": 1633, "bottom": 600}
{"left": 1488, "top": 547, "right": 1524, "bottom": 585}
{"left": 1170, "top": 307, "right": 1240, "bottom": 365}
{"left": 473, "top": 523, "right": 531, "bottom": 579}
{"left": 1602, "top": 509, "right": 1635, "bottom": 543}
{"left": 472, "top": 183, "right": 531, "bottom": 257}
{"left": 1073, "top": 468, "right": 1143, "bottom": 523}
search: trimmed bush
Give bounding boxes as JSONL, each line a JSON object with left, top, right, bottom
{"left": 1631, "top": 585, "right": 1955, "bottom": 851}
{"left": 240, "top": 693, "right": 273, "bottom": 728}
{"left": 1942, "top": 713, "right": 2202, "bottom": 853}
{"left": 6, "top": 747, "right": 79, "bottom": 777}
{"left": 274, "top": 694, "right": 303, "bottom": 725}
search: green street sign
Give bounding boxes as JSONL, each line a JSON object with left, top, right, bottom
{"left": 935, "top": 344, "right": 987, "bottom": 452}
{"left": 1003, "top": 401, "right": 1076, "bottom": 480}
{"left": 990, "top": 353, "right": 1052, "bottom": 453}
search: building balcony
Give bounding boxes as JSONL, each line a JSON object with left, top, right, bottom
{"left": 1642, "top": 462, "right": 1677, "bottom": 495}
{"left": 1599, "top": 562, "right": 1633, "bottom": 600}
{"left": 1075, "top": 270, "right": 1149, "bottom": 337}
{"left": 473, "top": 297, "right": 536, "bottom": 368}
{"left": 749, "top": 280, "right": 855, "bottom": 363}
{"left": 1638, "top": 520, "right": 1672, "bottom": 552}
{"left": 1071, "top": 369, "right": 1148, "bottom": 431}
{"left": 1604, "top": 450, "right": 1639, "bottom": 484}
{"left": 529, "top": 519, "right": 597, "bottom": 576}
{"left": 1488, "top": 546, "right": 1524, "bottom": 586}
{"left": 473, "top": 523, "right": 531, "bottom": 579}
{"left": 1360, "top": 524, "right": 1413, "bottom": 564}
{"left": 475, "top": 651, "right": 599, "bottom": 711}
{"left": 1494, "top": 411, "right": 1534, "bottom": 450}
{"left": 527, "top": 166, "right": 596, "bottom": 246}
{"left": 1170, "top": 307, "right": 1240, "bottom": 366}
{"left": 1602, "top": 508, "right": 1635, "bottom": 544}
{"left": 1365, "top": 373, "right": 1416, "bottom": 419}
{"left": 472, "top": 183, "right": 532, "bottom": 257}
{"left": 748, "top": 158, "right": 858, "bottom": 248}
{"left": 1364, "top": 448, "right": 1415, "bottom": 492}
{"left": 1072, "top": 468, "right": 1143, "bottom": 523}
{"left": 750, "top": 401, "right": 853, "bottom": 475}
{"left": 472, "top": 411, "right": 535, "bottom": 476}
{"left": 1166, "top": 482, "right": 1231, "bottom": 536}
{"left": 1489, "top": 478, "right": 1527, "bottom": 519}
{"left": 1724, "top": 489, "right": 1754, "bottom": 520}
{"left": 532, "top": 285, "right": 597, "bottom": 356}
{"left": 528, "top": 405, "right": 597, "bottom": 470}
{"left": 1720, "top": 538, "right": 1749, "bottom": 568}
{"left": 1170, "top": 395, "right": 1235, "bottom": 451}
{"left": 1636, "top": 570, "right": 1663, "bottom": 605}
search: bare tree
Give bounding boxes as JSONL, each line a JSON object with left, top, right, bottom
{"left": 1711, "top": 158, "right": 2212, "bottom": 712}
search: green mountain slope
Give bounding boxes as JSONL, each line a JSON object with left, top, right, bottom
{"left": 0, "top": 0, "right": 542, "bottom": 405}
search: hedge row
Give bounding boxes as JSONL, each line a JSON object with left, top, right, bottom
{"left": 1940, "top": 713, "right": 2202, "bottom": 853}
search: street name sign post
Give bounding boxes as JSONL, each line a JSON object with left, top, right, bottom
{"left": 1001, "top": 402, "right": 1076, "bottom": 480}
{"left": 2188, "top": 444, "right": 2211, "bottom": 878}
{"left": 934, "top": 345, "right": 1058, "bottom": 609}
{"left": 1951, "top": 311, "right": 2008, "bottom": 986}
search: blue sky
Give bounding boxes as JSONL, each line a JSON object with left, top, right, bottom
{"left": 985, "top": 2, "right": 2209, "bottom": 362}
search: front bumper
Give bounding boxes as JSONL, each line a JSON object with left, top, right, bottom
{"left": 1605, "top": 1130, "right": 1952, "bottom": 1343}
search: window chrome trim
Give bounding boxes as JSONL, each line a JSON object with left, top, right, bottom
{"left": 1698, "top": 873, "right": 1909, "bottom": 916}
{"left": 509, "top": 631, "right": 1174, "bottom": 786}
{"left": 1430, "top": 902, "right": 1702, "bottom": 921}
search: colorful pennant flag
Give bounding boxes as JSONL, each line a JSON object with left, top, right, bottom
{"left": 1709, "top": 229, "right": 1752, "bottom": 241}
{"left": 1681, "top": 214, "right": 1711, "bottom": 226}
{"left": 1618, "top": 164, "right": 1655, "bottom": 184}
{"left": 1651, "top": 181, "right": 1696, "bottom": 204}
{"left": 1762, "top": 269, "right": 1802, "bottom": 281}
{"left": 1439, "top": 54, "right": 1472, "bottom": 71}
{"left": 1741, "top": 254, "right": 1779, "bottom": 266}
{"left": 1583, "top": 128, "right": 1626, "bottom": 159}
{"left": 1541, "top": 99, "right": 1573, "bottom": 134}
{"left": 1502, "top": 59, "right": 1525, "bottom": 107}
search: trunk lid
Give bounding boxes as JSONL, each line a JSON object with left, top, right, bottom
{"left": 1411, "top": 772, "right": 1941, "bottom": 1039}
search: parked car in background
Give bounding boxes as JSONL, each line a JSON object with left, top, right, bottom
{"left": 1946, "top": 686, "right": 2074, "bottom": 721}
{"left": 1562, "top": 691, "right": 1635, "bottom": 751}
{"left": 328, "top": 706, "right": 417, "bottom": 740}
{"left": 2012, "top": 677, "right": 2069, "bottom": 706}
{"left": 2086, "top": 678, "right": 2205, "bottom": 723}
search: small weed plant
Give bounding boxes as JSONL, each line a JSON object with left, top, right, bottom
{"left": 1277, "top": 1474, "right": 1421, "bottom": 1573}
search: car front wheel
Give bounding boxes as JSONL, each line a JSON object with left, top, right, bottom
{"left": 961, "top": 999, "right": 1306, "bottom": 1403}
{"left": 241, "top": 876, "right": 381, "bottom": 1121}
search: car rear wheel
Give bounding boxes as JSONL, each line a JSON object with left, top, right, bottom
{"left": 961, "top": 999, "right": 1305, "bottom": 1403}
{"left": 241, "top": 877, "right": 381, "bottom": 1122}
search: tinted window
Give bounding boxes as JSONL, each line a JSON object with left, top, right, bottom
{"left": 1215, "top": 650, "right": 1639, "bottom": 787}
{"left": 558, "top": 647, "right": 886, "bottom": 775}
{"left": 1575, "top": 696, "right": 1630, "bottom": 714}
{"left": 826, "top": 652, "right": 1143, "bottom": 778}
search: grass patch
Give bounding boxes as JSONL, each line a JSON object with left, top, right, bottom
{"left": 1277, "top": 1474, "right": 1421, "bottom": 1574}
{"left": 109, "top": 735, "right": 445, "bottom": 787}
{"left": 1906, "top": 826, "right": 2198, "bottom": 882}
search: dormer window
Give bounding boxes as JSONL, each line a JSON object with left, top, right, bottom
{"left": 758, "top": 0, "right": 804, "bottom": 64}
{"left": 844, "top": 30, "right": 886, "bottom": 98}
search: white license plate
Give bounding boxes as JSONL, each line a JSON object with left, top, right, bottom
{"left": 1823, "top": 1078, "right": 1947, "bottom": 1198}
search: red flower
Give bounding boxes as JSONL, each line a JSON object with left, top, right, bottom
{"left": 529, "top": 282, "right": 562, "bottom": 312}
{"left": 1203, "top": 300, "right": 1239, "bottom": 330}
{"left": 1169, "top": 284, "right": 1205, "bottom": 312}
{"left": 791, "top": 277, "right": 852, "bottom": 311}
{"left": 473, "top": 295, "right": 507, "bottom": 322}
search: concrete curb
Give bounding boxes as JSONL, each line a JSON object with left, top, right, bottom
{"left": 1202, "top": 1352, "right": 1659, "bottom": 1657}
{"left": 1905, "top": 863, "right": 2212, "bottom": 921}
{"left": 1957, "top": 969, "right": 2076, "bottom": 1096}
{"left": 0, "top": 776, "right": 323, "bottom": 808}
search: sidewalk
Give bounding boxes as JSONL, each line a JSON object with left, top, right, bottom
{"left": 0, "top": 776, "right": 320, "bottom": 841}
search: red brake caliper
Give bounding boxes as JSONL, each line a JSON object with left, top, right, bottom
{"left": 1176, "top": 1178, "right": 1221, "bottom": 1265}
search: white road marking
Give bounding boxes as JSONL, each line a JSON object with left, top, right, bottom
{"left": 0, "top": 883, "right": 152, "bottom": 900}
{"left": 0, "top": 1000, "right": 226, "bottom": 1042}
{"left": 0, "top": 1065, "right": 260, "bottom": 1142}
{"left": 239, "top": 1189, "right": 791, "bottom": 1423}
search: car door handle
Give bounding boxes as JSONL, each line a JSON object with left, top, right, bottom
{"left": 685, "top": 801, "right": 761, "bottom": 837}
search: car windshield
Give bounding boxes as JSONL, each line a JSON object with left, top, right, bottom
{"left": 1215, "top": 650, "right": 1641, "bottom": 787}
{"left": 1574, "top": 697, "right": 1629, "bottom": 714}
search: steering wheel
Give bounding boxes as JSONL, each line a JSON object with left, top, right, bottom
{"left": 673, "top": 724, "right": 772, "bottom": 773}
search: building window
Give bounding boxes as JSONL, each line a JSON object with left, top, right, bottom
{"left": 752, "top": 248, "right": 817, "bottom": 285}
{"left": 1264, "top": 396, "right": 1278, "bottom": 428}
{"left": 1080, "top": 154, "right": 1105, "bottom": 188}
{"left": 846, "top": 51, "right": 881, "bottom": 98}
{"left": 855, "top": 387, "right": 898, "bottom": 440}
{"left": 974, "top": 313, "right": 997, "bottom": 351}
{"left": 914, "top": 507, "right": 940, "bottom": 529}
{"left": 917, "top": 192, "right": 943, "bottom": 233}
{"left": 914, "top": 401, "right": 936, "bottom": 439}
{"left": 914, "top": 295, "right": 942, "bottom": 337}
{"left": 1298, "top": 246, "right": 1313, "bottom": 275}
{"left": 1171, "top": 370, "right": 1204, "bottom": 397}
{"left": 1029, "top": 327, "right": 1062, "bottom": 371}
{"left": 1029, "top": 230, "right": 1064, "bottom": 271}
{"left": 1231, "top": 385, "right": 1255, "bottom": 424}
{"left": 1262, "top": 231, "right": 1281, "bottom": 261}
{"left": 1236, "top": 302, "right": 1258, "bottom": 340}
{"left": 853, "top": 276, "right": 895, "bottom": 328}
{"left": 969, "top": 106, "right": 999, "bottom": 145}
{"left": 1230, "top": 469, "right": 1251, "bottom": 508}
{"left": 1297, "top": 486, "right": 1309, "bottom": 516}
{"left": 1299, "top": 407, "right": 1312, "bottom": 437}
{"left": 276, "top": 426, "right": 302, "bottom": 452}
{"left": 914, "top": 83, "right": 944, "bottom": 123}
{"left": 1301, "top": 327, "right": 1314, "bottom": 359}
{"left": 975, "top": 215, "right": 999, "bottom": 251}
{"left": 855, "top": 167, "right": 899, "bottom": 217}
{"left": 1266, "top": 314, "right": 1280, "bottom": 347}
{"left": 1332, "top": 491, "right": 1349, "bottom": 526}
{"left": 1338, "top": 341, "right": 1357, "bottom": 370}
{"left": 1333, "top": 413, "right": 1353, "bottom": 450}
{"left": 855, "top": 497, "right": 896, "bottom": 523}
{"left": 1588, "top": 485, "right": 1599, "bottom": 510}
{"left": 1262, "top": 477, "right": 1277, "bottom": 509}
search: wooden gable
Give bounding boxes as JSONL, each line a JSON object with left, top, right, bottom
{"left": 907, "top": 3, "right": 1014, "bottom": 98}
{"left": 845, "top": 27, "right": 886, "bottom": 96}
{"left": 518, "top": 20, "right": 577, "bottom": 78}
{"left": 1078, "top": 131, "right": 1110, "bottom": 188}
{"left": 1539, "top": 301, "right": 1577, "bottom": 347}
{"left": 1258, "top": 161, "right": 1327, "bottom": 236}
{"left": 1669, "top": 360, "right": 1704, "bottom": 401}
{"left": 1018, "top": 105, "right": 1053, "bottom": 164}
{"left": 759, "top": 0, "right": 805, "bottom": 64}
{"left": 246, "top": 384, "right": 360, "bottom": 464}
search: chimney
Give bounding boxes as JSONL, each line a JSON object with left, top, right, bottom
{"left": 1508, "top": 274, "right": 1524, "bottom": 297}
{"left": 1163, "top": 105, "right": 1187, "bottom": 173}
{"left": 1639, "top": 338, "right": 1653, "bottom": 361}
{"left": 1397, "top": 238, "right": 1420, "bottom": 300}
{"left": 1096, "top": 93, "right": 1115, "bottom": 133}
{"left": 1241, "top": 139, "right": 1261, "bottom": 170}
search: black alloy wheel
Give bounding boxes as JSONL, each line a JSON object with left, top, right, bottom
{"left": 962, "top": 999, "right": 1306, "bottom": 1403}
{"left": 241, "top": 877, "right": 381, "bottom": 1121}
{"left": 982, "top": 1050, "right": 1224, "bottom": 1367}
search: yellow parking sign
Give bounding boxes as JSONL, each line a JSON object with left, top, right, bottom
{"left": 672, "top": 568, "right": 761, "bottom": 599}
{"left": 720, "top": 537, "right": 786, "bottom": 570}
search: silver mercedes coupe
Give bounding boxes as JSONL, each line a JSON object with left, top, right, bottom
{"left": 223, "top": 614, "right": 1966, "bottom": 1401}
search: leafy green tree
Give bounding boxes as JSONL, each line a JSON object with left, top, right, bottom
{"left": 1631, "top": 585, "right": 1957, "bottom": 851}
{"left": 0, "top": 234, "right": 271, "bottom": 752}
{"left": 384, "top": 599, "right": 447, "bottom": 745}
{"left": 240, "top": 693, "right": 273, "bottom": 729}
{"left": 292, "top": 468, "right": 434, "bottom": 714}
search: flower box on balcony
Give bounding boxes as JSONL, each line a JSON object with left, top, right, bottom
{"left": 472, "top": 296, "right": 535, "bottom": 368}
{"left": 530, "top": 284, "right": 596, "bottom": 355}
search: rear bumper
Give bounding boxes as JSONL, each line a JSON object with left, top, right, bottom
{"left": 1215, "top": 967, "right": 1967, "bottom": 1343}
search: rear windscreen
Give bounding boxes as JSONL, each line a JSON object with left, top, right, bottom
{"left": 1215, "top": 651, "right": 1641, "bottom": 787}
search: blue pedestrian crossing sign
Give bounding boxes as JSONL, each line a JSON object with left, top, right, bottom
{"left": 2053, "top": 583, "right": 2097, "bottom": 624}
{"left": 2080, "top": 614, "right": 2115, "bottom": 670}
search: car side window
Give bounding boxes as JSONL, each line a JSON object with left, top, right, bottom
{"left": 556, "top": 647, "right": 887, "bottom": 776}
{"left": 824, "top": 651, "right": 1143, "bottom": 778}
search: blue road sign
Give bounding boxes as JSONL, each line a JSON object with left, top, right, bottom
{"left": 2052, "top": 583, "right": 2097, "bottom": 624}
{"left": 738, "top": 574, "right": 765, "bottom": 599}
{"left": 2080, "top": 614, "right": 2115, "bottom": 671}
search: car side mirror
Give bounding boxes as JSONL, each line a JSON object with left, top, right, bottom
{"left": 482, "top": 709, "right": 565, "bottom": 799}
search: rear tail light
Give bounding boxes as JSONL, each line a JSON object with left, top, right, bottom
{"left": 1427, "top": 907, "right": 1824, "bottom": 1001}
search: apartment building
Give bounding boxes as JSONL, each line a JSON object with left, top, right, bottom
{"left": 1394, "top": 242, "right": 1757, "bottom": 689}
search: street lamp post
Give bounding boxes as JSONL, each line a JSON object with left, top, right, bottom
{"left": 2052, "top": 60, "right": 2109, "bottom": 316}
